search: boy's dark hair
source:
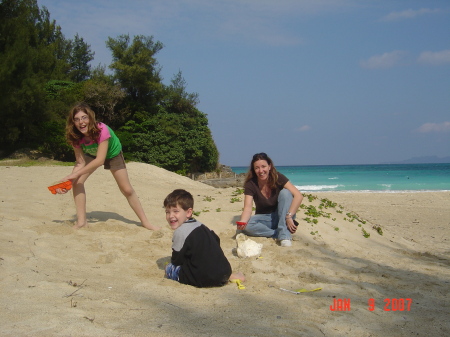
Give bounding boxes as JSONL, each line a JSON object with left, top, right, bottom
{"left": 164, "top": 189, "right": 194, "bottom": 210}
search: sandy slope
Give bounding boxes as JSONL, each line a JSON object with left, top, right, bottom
{"left": 0, "top": 163, "right": 449, "bottom": 336}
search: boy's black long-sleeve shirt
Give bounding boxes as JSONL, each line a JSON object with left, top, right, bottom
{"left": 171, "top": 219, "right": 232, "bottom": 287}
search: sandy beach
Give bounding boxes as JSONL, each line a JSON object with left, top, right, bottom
{"left": 0, "top": 162, "right": 449, "bottom": 336}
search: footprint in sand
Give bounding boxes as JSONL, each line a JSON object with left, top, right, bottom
{"left": 96, "top": 253, "right": 118, "bottom": 264}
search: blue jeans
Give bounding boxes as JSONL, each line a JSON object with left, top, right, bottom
{"left": 242, "top": 189, "right": 295, "bottom": 241}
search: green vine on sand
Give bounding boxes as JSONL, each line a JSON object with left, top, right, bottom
{"left": 305, "top": 194, "right": 318, "bottom": 202}
{"left": 301, "top": 204, "right": 332, "bottom": 219}
{"left": 345, "top": 212, "right": 366, "bottom": 224}
{"left": 304, "top": 217, "right": 318, "bottom": 224}
{"left": 372, "top": 225, "right": 383, "bottom": 235}
{"left": 232, "top": 188, "right": 244, "bottom": 196}
{"left": 300, "top": 195, "right": 381, "bottom": 238}
{"left": 362, "top": 227, "right": 370, "bottom": 238}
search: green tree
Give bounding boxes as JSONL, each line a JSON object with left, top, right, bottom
{"left": 118, "top": 107, "right": 218, "bottom": 174}
{"left": 106, "top": 34, "right": 163, "bottom": 114}
{"left": 107, "top": 34, "right": 219, "bottom": 173}
{"left": 68, "top": 33, "right": 94, "bottom": 82}
{"left": 40, "top": 79, "right": 83, "bottom": 159}
{"left": 0, "top": 3, "right": 219, "bottom": 174}
{"left": 0, "top": 0, "right": 71, "bottom": 151}
{"left": 162, "top": 70, "right": 200, "bottom": 115}
{"left": 161, "top": 71, "right": 219, "bottom": 172}
{"left": 0, "top": 0, "right": 58, "bottom": 149}
{"left": 81, "top": 66, "right": 126, "bottom": 127}
{"left": 0, "top": 0, "right": 96, "bottom": 155}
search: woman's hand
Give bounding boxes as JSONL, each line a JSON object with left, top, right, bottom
{"left": 237, "top": 195, "right": 253, "bottom": 230}
{"left": 286, "top": 217, "right": 297, "bottom": 234}
{"left": 236, "top": 221, "right": 247, "bottom": 230}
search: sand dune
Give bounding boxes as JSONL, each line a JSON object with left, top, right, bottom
{"left": 0, "top": 162, "right": 449, "bottom": 336}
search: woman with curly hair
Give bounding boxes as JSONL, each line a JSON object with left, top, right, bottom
{"left": 58, "top": 102, "right": 159, "bottom": 230}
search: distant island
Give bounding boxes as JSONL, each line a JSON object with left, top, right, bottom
{"left": 382, "top": 156, "right": 450, "bottom": 164}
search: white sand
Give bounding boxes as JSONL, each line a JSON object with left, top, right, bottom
{"left": 0, "top": 163, "right": 449, "bottom": 336}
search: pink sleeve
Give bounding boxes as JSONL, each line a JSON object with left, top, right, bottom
{"left": 97, "top": 123, "right": 111, "bottom": 143}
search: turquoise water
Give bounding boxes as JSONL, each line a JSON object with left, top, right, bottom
{"left": 231, "top": 163, "right": 450, "bottom": 192}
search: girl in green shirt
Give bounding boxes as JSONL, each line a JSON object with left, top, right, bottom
{"left": 58, "top": 103, "right": 159, "bottom": 231}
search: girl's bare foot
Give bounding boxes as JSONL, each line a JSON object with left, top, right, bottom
{"left": 73, "top": 221, "right": 87, "bottom": 229}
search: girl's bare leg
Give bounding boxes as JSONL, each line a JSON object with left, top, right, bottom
{"left": 111, "top": 168, "right": 160, "bottom": 230}
{"left": 72, "top": 172, "right": 92, "bottom": 229}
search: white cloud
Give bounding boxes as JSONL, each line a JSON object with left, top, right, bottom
{"left": 418, "top": 50, "right": 450, "bottom": 65}
{"left": 360, "top": 51, "right": 406, "bottom": 69}
{"left": 381, "top": 8, "right": 441, "bottom": 21}
{"left": 296, "top": 125, "right": 311, "bottom": 132}
{"left": 417, "top": 122, "right": 450, "bottom": 133}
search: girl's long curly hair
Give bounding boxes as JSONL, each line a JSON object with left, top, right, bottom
{"left": 66, "top": 103, "right": 101, "bottom": 146}
{"left": 245, "top": 153, "right": 279, "bottom": 190}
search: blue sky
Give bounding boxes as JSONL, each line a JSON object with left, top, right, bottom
{"left": 38, "top": 0, "right": 450, "bottom": 166}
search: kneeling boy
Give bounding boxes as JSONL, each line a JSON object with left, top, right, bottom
{"left": 164, "top": 189, "right": 244, "bottom": 287}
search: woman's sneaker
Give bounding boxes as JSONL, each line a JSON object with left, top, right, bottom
{"left": 280, "top": 239, "right": 292, "bottom": 247}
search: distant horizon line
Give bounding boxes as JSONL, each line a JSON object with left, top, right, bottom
{"left": 224, "top": 155, "right": 450, "bottom": 168}
{"left": 227, "top": 161, "right": 450, "bottom": 168}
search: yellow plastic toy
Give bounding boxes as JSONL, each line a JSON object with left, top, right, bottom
{"left": 229, "top": 279, "right": 246, "bottom": 290}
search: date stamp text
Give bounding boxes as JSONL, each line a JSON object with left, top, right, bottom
{"left": 330, "top": 298, "right": 412, "bottom": 311}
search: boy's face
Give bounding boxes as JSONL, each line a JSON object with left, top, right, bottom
{"left": 165, "top": 204, "right": 193, "bottom": 230}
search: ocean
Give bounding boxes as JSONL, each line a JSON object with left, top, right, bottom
{"left": 231, "top": 163, "right": 450, "bottom": 192}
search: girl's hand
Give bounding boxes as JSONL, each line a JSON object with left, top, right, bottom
{"left": 50, "top": 180, "right": 72, "bottom": 194}
{"left": 55, "top": 179, "right": 70, "bottom": 193}
{"left": 62, "top": 173, "right": 76, "bottom": 182}
{"left": 55, "top": 187, "right": 69, "bottom": 194}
